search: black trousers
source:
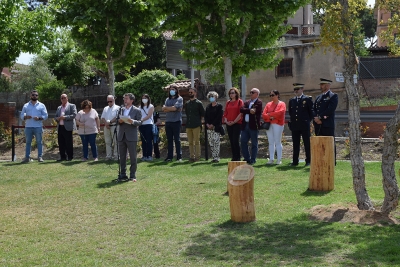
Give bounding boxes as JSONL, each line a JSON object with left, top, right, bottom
{"left": 227, "top": 123, "right": 241, "bottom": 161}
{"left": 291, "top": 129, "right": 311, "bottom": 164}
{"left": 58, "top": 125, "right": 74, "bottom": 160}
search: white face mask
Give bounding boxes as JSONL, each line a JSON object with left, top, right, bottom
{"left": 142, "top": 99, "right": 148, "bottom": 104}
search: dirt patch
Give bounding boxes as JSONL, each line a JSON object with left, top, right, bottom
{"left": 309, "top": 204, "right": 400, "bottom": 225}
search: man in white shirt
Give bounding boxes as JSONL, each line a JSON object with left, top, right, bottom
{"left": 101, "top": 95, "right": 120, "bottom": 160}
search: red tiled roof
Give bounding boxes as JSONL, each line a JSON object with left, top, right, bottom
{"left": 162, "top": 31, "right": 174, "bottom": 40}
{"left": 164, "top": 78, "right": 200, "bottom": 91}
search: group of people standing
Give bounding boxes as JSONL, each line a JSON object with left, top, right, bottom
{"left": 19, "top": 77, "right": 337, "bottom": 180}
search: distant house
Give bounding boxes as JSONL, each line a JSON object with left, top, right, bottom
{"left": 1, "top": 68, "right": 11, "bottom": 80}
{"left": 246, "top": 5, "right": 346, "bottom": 110}
{"left": 375, "top": 2, "right": 399, "bottom": 47}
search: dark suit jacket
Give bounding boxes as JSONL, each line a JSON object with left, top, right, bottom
{"left": 288, "top": 95, "right": 313, "bottom": 131}
{"left": 240, "top": 98, "right": 262, "bottom": 130}
{"left": 55, "top": 103, "right": 77, "bottom": 131}
{"left": 117, "top": 106, "right": 142, "bottom": 142}
{"left": 313, "top": 91, "right": 338, "bottom": 128}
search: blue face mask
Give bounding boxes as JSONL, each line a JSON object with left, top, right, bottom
{"left": 209, "top": 97, "right": 215, "bottom": 102}
{"left": 170, "top": 90, "right": 176, "bottom": 96}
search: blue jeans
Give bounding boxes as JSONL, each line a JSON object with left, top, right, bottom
{"left": 25, "top": 127, "right": 43, "bottom": 158}
{"left": 80, "top": 133, "right": 98, "bottom": 159}
{"left": 240, "top": 123, "right": 259, "bottom": 163}
{"left": 139, "top": 124, "right": 153, "bottom": 158}
{"left": 165, "top": 121, "right": 182, "bottom": 160}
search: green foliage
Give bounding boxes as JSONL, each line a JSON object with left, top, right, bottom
{"left": 379, "top": 0, "right": 400, "bottom": 56}
{"left": 0, "top": 76, "right": 12, "bottom": 93}
{"left": 0, "top": 0, "right": 52, "bottom": 69}
{"left": 129, "top": 35, "right": 167, "bottom": 76}
{"left": 115, "top": 70, "right": 177, "bottom": 107}
{"left": 10, "top": 55, "right": 68, "bottom": 100}
{"left": 0, "top": 122, "right": 13, "bottom": 148}
{"left": 176, "top": 73, "right": 186, "bottom": 80}
{"left": 40, "top": 28, "right": 95, "bottom": 87}
{"left": 51, "top": 0, "right": 163, "bottom": 94}
{"left": 35, "top": 79, "right": 66, "bottom": 101}
{"left": 160, "top": 0, "right": 307, "bottom": 89}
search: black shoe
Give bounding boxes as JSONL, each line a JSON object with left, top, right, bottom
{"left": 290, "top": 162, "right": 298, "bottom": 166}
{"left": 56, "top": 158, "right": 66, "bottom": 162}
{"left": 66, "top": 158, "right": 73, "bottom": 161}
{"left": 164, "top": 158, "right": 172, "bottom": 162}
{"left": 118, "top": 174, "right": 128, "bottom": 180}
{"left": 305, "top": 162, "right": 310, "bottom": 167}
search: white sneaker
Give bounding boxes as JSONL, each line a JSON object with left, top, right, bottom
{"left": 276, "top": 160, "right": 282, "bottom": 165}
{"left": 177, "top": 159, "right": 183, "bottom": 163}
{"left": 266, "top": 159, "right": 274, "bottom": 165}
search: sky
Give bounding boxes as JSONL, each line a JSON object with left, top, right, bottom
{"left": 15, "top": 0, "right": 376, "bottom": 65}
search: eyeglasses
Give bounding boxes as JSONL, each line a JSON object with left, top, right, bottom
{"left": 229, "top": 92, "right": 236, "bottom": 94}
{"left": 107, "top": 101, "right": 113, "bottom": 103}
{"left": 61, "top": 97, "right": 66, "bottom": 99}
{"left": 31, "top": 94, "right": 38, "bottom": 96}
{"left": 269, "top": 94, "right": 275, "bottom": 97}
{"left": 250, "top": 91, "right": 257, "bottom": 94}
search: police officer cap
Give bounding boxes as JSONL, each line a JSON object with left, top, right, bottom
{"left": 293, "top": 83, "right": 304, "bottom": 89}
{"left": 320, "top": 78, "right": 332, "bottom": 84}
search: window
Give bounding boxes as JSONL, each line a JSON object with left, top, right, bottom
{"left": 276, "top": 58, "right": 293, "bottom": 77}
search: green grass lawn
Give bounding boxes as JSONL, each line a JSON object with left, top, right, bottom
{"left": 1, "top": 159, "right": 400, "bottom": 266}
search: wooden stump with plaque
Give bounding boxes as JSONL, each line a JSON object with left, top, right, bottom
{"left": 228, "top": 164, "right": 255, "bottom": 222}
{"left": 309, "top": 136, "right": 335, "bottom": 191}
{"left": 227, "top": 161, "right": 247, "bottom": 193}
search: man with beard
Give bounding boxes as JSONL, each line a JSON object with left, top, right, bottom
{"left": 20, "top": 90, "right": 48, "bottom": 163}
{"left": 184, "top": 88, "right": 205, "bottom": 162}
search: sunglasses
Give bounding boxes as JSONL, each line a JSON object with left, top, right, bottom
{"left": 31, "top": 94, "right": 38, "bottom": 96}
{"left": 61, "top": 97, "right": 66, "bottom": 99}
{"left": 250, "top": 91, "right": 257, "bottom": 94}
{"left": 294, "top": 88, "right": 300, "bottom": 91}
{"left": 107, "top": 101, "right": 113, "bottom": 103}
{"left": 269, "top": 94, "right": 275, "bottom": 97}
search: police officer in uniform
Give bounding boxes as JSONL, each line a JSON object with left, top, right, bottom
{"left": 288, "top": 83, "right": 313, "bottom": 166}
{"left": 313, "top": 78, "right": 338, "bottom": 136}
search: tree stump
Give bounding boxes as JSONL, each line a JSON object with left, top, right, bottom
{"left": 227, "top": 161, "right": 247, "bottom": 193}
{"left": 309, "top": 136, "right": 335, "bottom": 191}
{"left": 228, "top": 164, "right": 255, "bottom": 222}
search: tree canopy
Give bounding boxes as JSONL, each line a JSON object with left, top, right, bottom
{"left": 0, "top": 0, "right": 52, "bottom": 70}
{"left": 160, "top": 0, "right": 309, "bottom": 94}
{"left": 51, "top": 0, "right": 162, "bottom": 95}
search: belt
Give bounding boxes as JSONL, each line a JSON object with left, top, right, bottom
{"left": 109, "top": 124, "right": 117, "bottom": 126}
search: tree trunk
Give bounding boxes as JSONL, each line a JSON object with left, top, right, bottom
{"left": 381, "top": 103, "right": 400, "bottom": 215}
{"left": 341, "top": 0, "right": 374, "bottom": 210}
{"left": 106, "top": 60, "right": 115, "bottom": 96}
{"left": 223, "top": 56, "right": 232, "bottom": 99}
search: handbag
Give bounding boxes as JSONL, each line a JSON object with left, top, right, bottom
{"left": 261, "top": 122, "right": 271, "bottom": 130}
{"left": 261, "top": 101, "right": 279, "bottom": 131}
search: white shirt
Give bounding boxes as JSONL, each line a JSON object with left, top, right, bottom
{"left": 245, "top": 98, "right": 257, "bottom": 122}
{"left": 140, "top": 104, "right": 154, "bottom": 125}
{"left": 101, "top": 104, "right": 120, "bottom": 123}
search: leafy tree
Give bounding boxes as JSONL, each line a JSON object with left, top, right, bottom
{"left": 313, "top": 0, "right": 374, "bottom": 211}
{"left": 51, "top": 0, "right": 162, "bottom": 96}
{"left": 359, "top": 6, "right": 377, "bottom": 48}
{"left": 12, "top": 56, "right": 65, "bottom": 100}
{"left": 129, "top": 35, "right": 166, "bottom": 76}
{"left": 315, "top": 0, "right": 400, "bottom": 215}
{"left": 379, "top": 0, "right": 400, "bottom": 55}
{"left": 115, "top": 70, "right": 176, "bottom": 106}
{"left": 160, "top": 0, "right": 308, "bottom": 96}
{"left": 0, "top": 0, "right": 52, "bottom": 70}
{"left": 40, "top": 28, "right": 95, "bottom": 87}
{"left": 0, "top": 76, "right": 12, "bottom": 93}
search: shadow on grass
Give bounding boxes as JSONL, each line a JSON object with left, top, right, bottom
{"left": 300, "top": 189, "right": 332, "bottom": 197}
{"left": 184, "top": 217, "right": 400, "bottom": 266}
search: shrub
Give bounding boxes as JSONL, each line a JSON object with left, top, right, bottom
{"left": 115, "top": 70, "right": 177, "bottom": 107}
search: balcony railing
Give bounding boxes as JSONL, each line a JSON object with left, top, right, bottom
{"left": 285, "top": 24, "right": 321, "bottom": 37}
